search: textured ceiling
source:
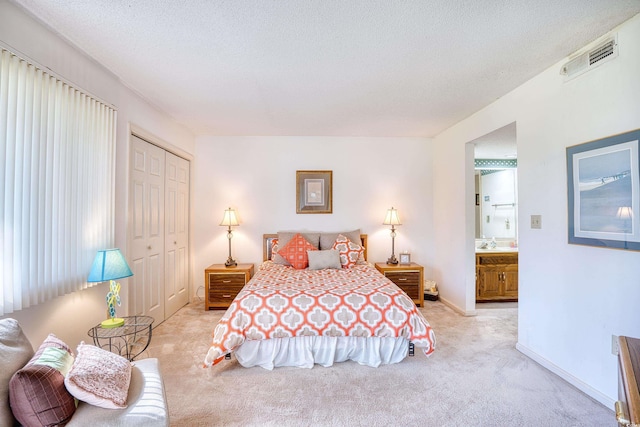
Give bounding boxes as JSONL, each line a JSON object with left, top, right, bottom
{"left": 10, "top": 1, "right": 640, "bottom": 137}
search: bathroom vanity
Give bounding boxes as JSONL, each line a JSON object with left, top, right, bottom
{"left": 475, "top": 250, "right": 518, "bottom": 302}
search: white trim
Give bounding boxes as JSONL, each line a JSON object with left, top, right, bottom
{"left": 129, "top": 123, "right": 193, "bottom": 162}
{"left": 516, "top": 343, "right": 615, "bottom": 409}
{"left": 438, "top": 295, "right": 477, "bottom": 317}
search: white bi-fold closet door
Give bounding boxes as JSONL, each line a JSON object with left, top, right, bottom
{"left": 129, "top": 135, "right": 190, "bottom": 324}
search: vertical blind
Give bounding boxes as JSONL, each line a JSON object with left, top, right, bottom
{"left": 0, "top": 47, "right": 117, "bottom": 316}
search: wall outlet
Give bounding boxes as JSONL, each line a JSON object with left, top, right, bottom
{"left": 612, "top": 334, "right": 619, "bottom": 356}
{"left": 531, "top": 214, "right": 542, "bottom": 229}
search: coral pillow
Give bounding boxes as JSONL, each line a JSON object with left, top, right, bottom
{"left": 64, "top": 343, "right": 132, "bottom": 409}
{"left": 278, "top": 233, "right": 317, "bottom": 269}
{"left": 9, "top": 334, "right": 76, "bottom": 427}
{"left": 270, "top": 238, "right": 291, "bottom": 266}
{"left": 332, "top": 234, "right": 364, "bottom": 268}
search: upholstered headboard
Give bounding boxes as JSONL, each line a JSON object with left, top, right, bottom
{"left": 263, "top": 233, "right": 368, "bottom": 262}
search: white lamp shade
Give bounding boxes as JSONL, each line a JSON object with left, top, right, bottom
{"left": 383, "top": 207, "right": 401, "bottom": 226}
{"left": 219, "top": 207, "right": 240, "bottom": 227}
{"left": 617, "top": 206, "right": 634, "bottom": 220}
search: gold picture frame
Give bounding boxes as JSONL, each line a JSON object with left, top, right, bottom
{"left": 296, "top": 170, "right": 332, "bottom": 214}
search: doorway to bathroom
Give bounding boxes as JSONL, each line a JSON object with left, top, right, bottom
{"left": 470, "top": 123, "right": 518, "bottom": 306}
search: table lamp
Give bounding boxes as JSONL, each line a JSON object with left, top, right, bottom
{"left": 617, "top": 206, "right": 634, "bottom": 249}
{"left": 87, "top": 248, "right": 133, "bottom": 328}
{"left": 220, "top": 207, "right": 239, "bottom": 267}
{"left": 383, "top": 207, "right": 401, "bottom": 265}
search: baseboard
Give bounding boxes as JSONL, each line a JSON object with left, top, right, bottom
{"left": 516, "top": 343, "right": 615, "bottom": 410}
{"left": 438, "top": 296, "right": 477, "bottom": 317}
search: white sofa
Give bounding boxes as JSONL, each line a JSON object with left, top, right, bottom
{"left": 1, "top": 318, "right": 169, "bottom": 427}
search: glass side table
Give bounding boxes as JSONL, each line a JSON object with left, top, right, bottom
{"left": 88, "top": 315, "right": 154, "bottom": 361}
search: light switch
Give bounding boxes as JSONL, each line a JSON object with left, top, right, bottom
{"left": 531, "top": 215, "right": 542, "bottom": 229}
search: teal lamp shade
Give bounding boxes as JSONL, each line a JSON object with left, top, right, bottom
{"left": 88, "top": 249, "right": 133, "bottom": 328}
{"left": 88, "top": 249, "right": 133, "bottom": 282}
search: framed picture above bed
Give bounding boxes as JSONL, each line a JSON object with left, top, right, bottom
{"left": 566, "top": 129, "right": 640, "bottom": 251}
{"left": 296, "top": 170, "right": 332, "bottom": 214}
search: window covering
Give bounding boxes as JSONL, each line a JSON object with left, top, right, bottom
{"left": 0, "top": 47, "right": 116, "bottom": 316}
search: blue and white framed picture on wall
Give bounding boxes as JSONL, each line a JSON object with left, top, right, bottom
{"left": 566, "top": 129, "right": 640, "bottom": 250}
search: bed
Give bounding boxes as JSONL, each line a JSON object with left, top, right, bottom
{"left": 204, "top": 231, "right": 436, "bottom": 370}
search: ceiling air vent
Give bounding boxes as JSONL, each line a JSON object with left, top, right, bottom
{"left": 560, "top": 35, "right": 618, "bottom": 81}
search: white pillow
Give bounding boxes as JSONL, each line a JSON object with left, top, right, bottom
{"left": 307, "top": 249, "right": 342, "bottom": 270}
{"left": 64, "top": 343, "right": 132, "bottom": 409}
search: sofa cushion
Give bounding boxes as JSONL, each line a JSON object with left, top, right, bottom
{"left": 9, "top": 334, "right": 76, "bottom": 427}
{"left": 0, "top": 318, "right": 34, "bottom": 427}
{"left": 66, "top": 358, "right": 169, "bottom": 427}
{"left": 65, "top": 343, "right": 132, "bottom": 409}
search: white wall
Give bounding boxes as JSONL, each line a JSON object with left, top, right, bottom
{"left": 433, "top": 13, "right": 640, "bottom": 406}
{"left": 0, "top": 2, "right": 195, "bottom": 349}
{"left": 478, "top": 169, "right": 518, "bottom": 241}
{"left": 193, "top": 136, "right": 434, "bottom": 296}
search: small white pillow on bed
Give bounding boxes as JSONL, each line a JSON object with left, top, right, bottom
{"left": 307, "top": 249, "right": 342, "bottom": 270}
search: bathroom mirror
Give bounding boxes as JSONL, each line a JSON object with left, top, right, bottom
{"left": 473, "top": 123, "right": 518, "bottom": 241}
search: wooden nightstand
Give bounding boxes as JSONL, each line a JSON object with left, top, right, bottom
{"left": 204, "top": 263, "right": 254, "bottom": 310}
{"left": 375, "top": 262, "right": 424, "bottom": 307}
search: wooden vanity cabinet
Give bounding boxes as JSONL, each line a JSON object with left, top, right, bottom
{"left": 616, "top": 336, "right": 640, "bottom": 426}
{"left": 476, "top": 252, "right": 518, "bottom": 302}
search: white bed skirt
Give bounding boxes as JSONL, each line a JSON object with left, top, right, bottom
{"left": 234, "top": 336, "right": 410, "bottom": 370}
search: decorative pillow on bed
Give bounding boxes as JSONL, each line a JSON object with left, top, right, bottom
{"left": 277, "top": 231, "right": 320, "bottom": 249}
{"left": 9, "top": 334, "right": 76, "bottom": 427}
{"left": 307, "top": 249, "right": 342, "bottom": 270}
{"left": 64, "top": 343, "right": 131, "bottom": 409}
{"left": 319, "top": 229, "right": 361, "bottom": 250}
{"left": 278, "top": 233, "right": 317, "bottom": 269}
{"left": 331, "top": 234, "right": 364, "bottom": 268}
{"left": 270, "top": 238, "right": 279, "bottom": 260}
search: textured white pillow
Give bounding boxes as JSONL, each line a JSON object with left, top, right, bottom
{"left": 64, "top": 343, "right": 132, "bottom": 409}
{"left": 307, "top": 249, "right": 342, "bottom": 270}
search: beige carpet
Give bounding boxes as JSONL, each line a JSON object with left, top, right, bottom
{"left": 146, "top": 301, "right": 615, "bottom": 426}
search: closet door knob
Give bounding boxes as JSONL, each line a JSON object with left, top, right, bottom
{"left": 147, "top": 245, "right": 152, "bottom": 250}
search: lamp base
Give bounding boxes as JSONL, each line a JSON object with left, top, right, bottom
{"left": 225, "top": 258, "right": 237, "bottom": 267}
{"left": 386, "top": 255, "right": 399, "bottom": 265}
{"left": 101, "top": 318, "right": 125, "bottom": 328}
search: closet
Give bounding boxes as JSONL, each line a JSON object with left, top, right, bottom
{"left": 129, "top": 135, "right": 190, "bottom": 323}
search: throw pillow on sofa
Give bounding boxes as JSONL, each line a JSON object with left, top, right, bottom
{"left": 65, "top": 342, "right": 132, "bottom": 409}
{"left": 9, "top": 334, "right": 76, "bottom": 427}
{"left": 0, "top": 318, "right": 34, "bottom": 427}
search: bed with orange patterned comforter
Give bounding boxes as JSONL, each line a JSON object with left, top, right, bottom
{"left": 204, "top": 261, "right": 436, "bottom": 369}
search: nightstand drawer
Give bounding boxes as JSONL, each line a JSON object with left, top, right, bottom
{"left": 209, "top": 273, "right": 246, "bottom": 287}
{"left": 208, "top": 285, "right": 244, "bottom": 304}
{"left": 385, "top": 272, "right": 420, "bottom": 299}
{"left": 384, "top": 271, "right": 420, "bottom": 285}
{"left": 208, "top": 273, "right": 246, "bottom": 304}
